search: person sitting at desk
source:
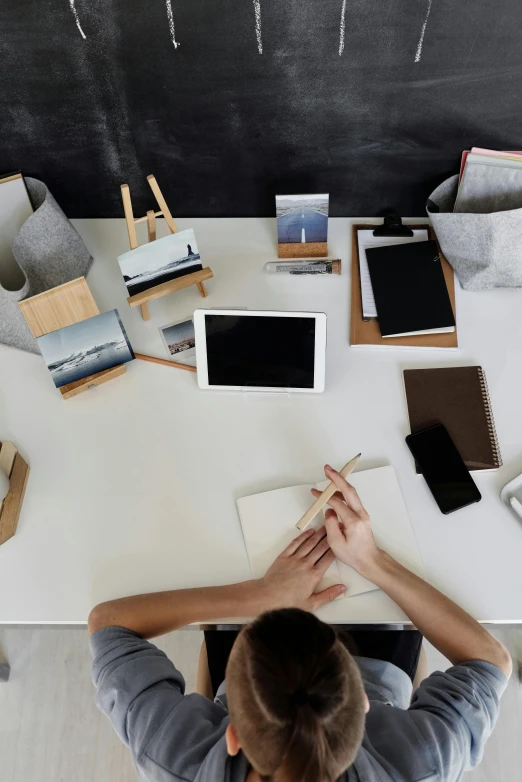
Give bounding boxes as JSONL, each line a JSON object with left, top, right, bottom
{"left": 88, "top": 465, "right": 511, "bottom": 782}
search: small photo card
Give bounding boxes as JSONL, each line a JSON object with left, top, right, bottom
{"left": 159, "top": 316, "right": 196, "bottom": 366}
{"left": 276, "top": 193, "right": 329, "bottom": 258}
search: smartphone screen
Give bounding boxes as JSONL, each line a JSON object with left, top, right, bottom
{"left": 406, "top": 424, "right": 481, "bottom": 514}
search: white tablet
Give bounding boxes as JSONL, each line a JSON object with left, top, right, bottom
{"left": 194, "top": 309, "right": 327, "bottom": 393}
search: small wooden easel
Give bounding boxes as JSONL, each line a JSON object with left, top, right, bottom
{"left": 19, "top": 277, "right": 127, "bottom": 400}
{"left": 121, "top": 175, "right": 213, "bottom": 320}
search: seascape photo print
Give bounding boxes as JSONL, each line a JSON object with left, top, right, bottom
{"left": 117, "top": 228, "right": 203, "bottom": 296}
{"left": 276, "top": 194, "right": 329, "bottom": 258}
{"left": 159, "top": 317, "right": 196, "bottom": 365}
{"left": 37, "top": 309, "right": 135, "bottom": 389}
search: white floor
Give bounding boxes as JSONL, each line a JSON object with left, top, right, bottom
{"left": 0, "top": 627, "right": 520, "bottom": 782}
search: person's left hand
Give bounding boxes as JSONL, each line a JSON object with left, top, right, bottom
{"left": 258, "top": 527, "right": 346, "bottom": 611}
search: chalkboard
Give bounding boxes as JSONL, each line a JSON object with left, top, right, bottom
{"left": 2, "top": 0, "right": 522, "bottom": 217}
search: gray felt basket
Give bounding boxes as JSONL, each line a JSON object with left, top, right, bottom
{"left": 0, "top": 178, "right": 92, "bottom": 353}
{"left": 427, "top": 174, "right": 522, "bottom": 290}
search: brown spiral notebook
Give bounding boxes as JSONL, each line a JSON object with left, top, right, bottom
{"left": 404, "top": 366, "right": 502, "bottom": 471}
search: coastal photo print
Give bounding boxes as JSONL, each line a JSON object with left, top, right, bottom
{"left": 117, "top": 228, "right": 203, "bottom": 296}
{"left": 37, "top": 309, "right": 135, "bottom": 389}
{"left": 159, "top": 317, "right": 196, "bottom": 366}
{"left": 276, "top": 194, "right": 329, "bottom": 258}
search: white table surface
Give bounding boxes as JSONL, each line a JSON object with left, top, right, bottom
{"left": 2, "top": 217, "right": 522, "bottom": 625}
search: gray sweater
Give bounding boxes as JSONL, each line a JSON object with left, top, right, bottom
{"left": 90, "top": 627, "right": 507, "bottom": 782}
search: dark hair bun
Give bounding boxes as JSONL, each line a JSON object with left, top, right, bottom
{"left": 226, "top": 608, "right": 367, "bottom": 782}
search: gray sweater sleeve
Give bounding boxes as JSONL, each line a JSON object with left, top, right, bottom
{"left": 90, "top": 626, "right": 231, "bottom": 781}
{"left": 408, "top": 660, "right": 507, "bottom": 779}
{"left": 360, "top": 659, "right": 508, "bottom": 782}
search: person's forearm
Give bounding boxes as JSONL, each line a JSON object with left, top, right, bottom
{"left": 364, "top": 551, "right": 512, "bottom": 676}
{"left": 88, "top": 580, "right": 268, "bottom": 638}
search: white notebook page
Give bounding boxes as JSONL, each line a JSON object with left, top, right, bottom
{"left": 357, "top": 230, "right": 429, "bottom": 319}
{"left": 237, "top": 484, "right": 343, "bottom": 596}
{"left": 237, "top": 466, "right": 425, "bottom": 599}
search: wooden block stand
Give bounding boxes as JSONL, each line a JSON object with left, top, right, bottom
{"left": 19, "top": 277, "right": 126, "bottom": 400}
{"left": 121, "top": 175, "right": 214, "bottom": 320}
{"left": 0, "top": 442, "right": 29, "bottom": 546}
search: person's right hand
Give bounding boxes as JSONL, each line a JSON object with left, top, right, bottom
{"left": 310, "top": 464, "right": 381, "bottom": 577}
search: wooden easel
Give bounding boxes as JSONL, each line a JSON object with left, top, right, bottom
{"left": 121, "top": 175, "right": 213, "bottom": 320}
{"left": 19, "top": 277, "right": 127, "bottom": 400}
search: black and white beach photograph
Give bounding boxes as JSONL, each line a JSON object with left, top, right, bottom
{"left": 37, "top": 309, "right": 135, "bottom": 388}
{"left": 117, "top": 228, "right": 203, "bottom": 296}
{"left": 159, "top": 317, "right": 196, "bottom": 364}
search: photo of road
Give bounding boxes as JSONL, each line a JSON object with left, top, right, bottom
{"left": 276, "top": 194, "right": 329, "bottom": 258}
{"left": 277, "top": 207, "right": 328, "bottom": 244}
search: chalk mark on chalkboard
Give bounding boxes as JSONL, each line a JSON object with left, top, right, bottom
{"left": 464, "top": 31, "right": 480, "bottom": 67}
{"left": 253, "top": 1, "right": 263, "bottom": 54}
{"left": 415, "top": 0, "right": 433, "bottom": 62}
{"left": 339, "top": 0, "right": 347, "bottom": 55}
{"left": 166, "top": 0, "right": 180, "bottom": 49}
{"left": 69, "top": 0, "right": 86, "bottom": 40}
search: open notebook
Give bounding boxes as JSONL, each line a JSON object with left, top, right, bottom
{"left": 237, "top": 465, "right": 424, "bottom": 598}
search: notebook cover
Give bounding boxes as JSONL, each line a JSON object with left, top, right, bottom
{"left": 350, "top": 225, "right": 458, "bottom": 348}
{"left": 404, "top": 366, "right": 502, "bottom": 471}
{"left": 366, "top": 240, "right": 455, "bottom": 338}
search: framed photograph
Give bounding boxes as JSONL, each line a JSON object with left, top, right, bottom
{"left": 117, "top": 228, "right": 203, "bottom": 296}
{"left": 159, "top": 317, "right": 196, "bottom": 365}
{"left": 37, "top": 309, "right": 134, "bottom": 389}
{"left": 275, "top": 194, "right": 329, "bottom": 258}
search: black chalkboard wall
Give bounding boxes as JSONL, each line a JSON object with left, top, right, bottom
{"left": 2, "top": 0, "right": 522, "bottom": 217}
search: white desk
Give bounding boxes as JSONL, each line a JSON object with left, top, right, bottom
{"left": 1, "top": 217, "right": 522, "bottom": 625}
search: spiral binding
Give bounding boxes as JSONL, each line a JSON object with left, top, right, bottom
{"left": 477, "top": 367, "right": 502, "bottom": 468}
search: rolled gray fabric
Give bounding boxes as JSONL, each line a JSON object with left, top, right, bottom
{"left": 0, "top": 177, "right": 93, "bottom": 353}
{"left": 427, "top": 174, "right": 522, "bottom": 290}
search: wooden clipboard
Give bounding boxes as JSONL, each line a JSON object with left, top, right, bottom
{"left": 350, "top": 223, "right": 458, "bottom": 349}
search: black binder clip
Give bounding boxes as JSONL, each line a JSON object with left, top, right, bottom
{"left": 373, "top": 211, "right": 414, "bottom": 237}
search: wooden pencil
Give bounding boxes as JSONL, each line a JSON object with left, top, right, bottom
{"left": 135, "top": 353, "right": 197, "bottom": 373}
{"left": 296, "top": 453, "right": 361, "bottom": 531}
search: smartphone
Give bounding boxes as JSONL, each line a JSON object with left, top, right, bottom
{"left": 405, "top": 424, "right": 481, "bottom": 514}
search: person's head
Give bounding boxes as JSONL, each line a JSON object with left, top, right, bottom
{"left": 225, "top": 608, "right": 368, "bottom": 782}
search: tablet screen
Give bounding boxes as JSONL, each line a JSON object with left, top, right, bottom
{"left": 204, "top": 314, "right": 316, "bottom": 388}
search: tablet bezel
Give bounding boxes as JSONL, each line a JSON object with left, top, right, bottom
{"left": 194, "top": 309, "right": 326, "bottom": 393}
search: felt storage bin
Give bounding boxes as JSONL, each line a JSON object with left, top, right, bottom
{"left": 0, "top": 178, "right": 92, "bottom": 353}
{"left": 427, "top": 174, "right": 522, "bottom": 290}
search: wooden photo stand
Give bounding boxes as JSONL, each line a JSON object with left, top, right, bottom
{"left": 121, "top": 175, "right": 213, "bottom": 320}
{"left": 19, "top": 277, "right": 126, "bottom": 400}
{"left": 0, "top": 442, "right": 29, "bottom": 546}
